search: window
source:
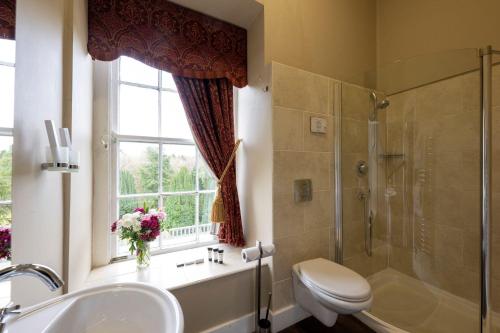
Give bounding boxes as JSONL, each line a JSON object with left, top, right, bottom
{"left": 111, "top": 57, "right": 217, "bottom": 257}
{"left": 0, "top": 38, "right": 15, "bottom": 304}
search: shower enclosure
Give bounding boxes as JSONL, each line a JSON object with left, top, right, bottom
{"left": 335, "top": 47, "right": 500, "bottom": 333}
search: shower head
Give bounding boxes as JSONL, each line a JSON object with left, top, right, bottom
{"left": 369, "top": 92, "right": 390, "bottom": 121}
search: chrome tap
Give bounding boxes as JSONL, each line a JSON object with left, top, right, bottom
{"left": 0, "top": 264, "right": 64, "bottom": 332}
{"left": 0, "top": 264, "right": 64, "bottom": 291}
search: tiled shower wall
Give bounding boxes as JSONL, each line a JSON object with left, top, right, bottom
{"left": 386, "top": 67, "right": 500, "bottom": 310}
{"left": 271, "top": 62, "right": 336, "bottom": 311}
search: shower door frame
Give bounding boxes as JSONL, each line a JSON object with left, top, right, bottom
{"left": 333, "top": 46, "right": 498, "bottom": 333}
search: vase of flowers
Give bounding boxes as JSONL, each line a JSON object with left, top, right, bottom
{"left": 111, "top": 205, "right": 166, "bottom": 269}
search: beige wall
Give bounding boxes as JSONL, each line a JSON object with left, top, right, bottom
{"left": 271, "top": 62, "right": 335, "bottom": 311}
{"left": 237, "top": 11, "right": 273, "bottom": 247}
{"left": 64, "top": 0, "right": 93, "bottom": 292}
{"left": 12, "top": 0, "right": 65, "bottom": 305}
{"left": 377, "top": 0, "right": 500, "bottom": 68}
{"left": 12, "top": 0, "right": 93, "bottom": 305}
{"left": 171, "top": 266, "right": 271, "bottom": 333}
{"left": 263, "top": 0, "right": 377, "bottom": 88}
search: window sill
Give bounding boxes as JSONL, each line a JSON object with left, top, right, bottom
{"left": 85, "top": 244, "right": 270, "bottom": 291}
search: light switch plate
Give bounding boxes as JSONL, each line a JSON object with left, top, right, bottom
{"left": 294, "top": 179, "right": 313, "bottom": 202}
{"left": 310, "top": 116, "right": 327, "bottom": 134}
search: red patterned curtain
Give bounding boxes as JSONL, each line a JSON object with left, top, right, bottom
{"left": 0, "top": 0, "right": 15, "bottom": 40}
{"left": 173, "top": 76, "right": 245, "bottom": 247}
{"left": 88, "top": 0, "right": 247, "bottom": 87}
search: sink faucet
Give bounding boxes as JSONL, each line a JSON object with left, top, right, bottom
{"left": 0, "top": 264, "right": 64, "bottom": 291}
{"left": 0, "top": 264, "right": 64, "bottom": 332}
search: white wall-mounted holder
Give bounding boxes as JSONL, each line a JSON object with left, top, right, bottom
{"left": 41, "top": 121, "right": 80, "bottom": 173}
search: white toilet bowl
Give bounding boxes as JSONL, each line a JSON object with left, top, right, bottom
{"left": 292, "top": 258, "right": 372, "bottom": 327}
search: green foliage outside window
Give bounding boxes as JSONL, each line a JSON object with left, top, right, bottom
{"left": 119, "top": 147, "right": 214, "bottom": 229}
{"left": 0, "top": 146, "right": 12, "bottom": 227}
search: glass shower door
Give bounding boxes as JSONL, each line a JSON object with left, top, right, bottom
{"left": 339, "top": 48, "right": 484, "bottom": 333}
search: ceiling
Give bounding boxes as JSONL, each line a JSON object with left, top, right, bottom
{"left": 168, "top": 0, "right": 263, "bottom": 29}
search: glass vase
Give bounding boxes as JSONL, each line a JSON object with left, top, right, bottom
{"left": 136, "top": 241, "right": 151, "bottom": 269}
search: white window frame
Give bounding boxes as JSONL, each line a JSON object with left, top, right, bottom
{"left": 108, "top": 59, "right": 217, "bottom": 260}
{"left": 0, "top": 55, "right": 14, "bottom": 229}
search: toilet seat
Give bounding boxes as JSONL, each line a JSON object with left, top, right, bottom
{"left": 295, "top": 258, "right": 371, "bottom": 302}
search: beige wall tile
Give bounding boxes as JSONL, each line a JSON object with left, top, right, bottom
{"left": 273, "top": 235, "right": 298, "bottom": 282}
{"left": 273, "top": 193, "right": 304, "bottom": 239}
{"left": 303, "top": 190, "right": 332, "bottom": 230}
{"left": 303, "top": 113, "right": 333, "bottom": 152}
{"left": 342, "top": 118, "right": 368, "bottom": 154}
{"left": 493, "top": 64, "right": 500, "bottom": 108}
{"left": 492, "top": 277, "right": 500, "bottom": 312}
{"left": 341, "top": 83, "right": 370, "bottom": 121}
{"left": 273, "top": 278, "right": 294, "bottom": 311}
{"left": 272, "top": 62, "right": 330, "bottom": 114}
{"left": 434, "top": 224, "right": 464, "bottom": 267}
{"left": 273, "top": 228, "right": 330, "bottom": 282}
{"left": 415, "top": 76, "right": 463, "bottom": 119}
{"left": 273, "top": 107, "right": 303, "bottom": 151}
{"left": 273, "top": 151, "right": 331, "bottom": 196}
{"left": 344, "top": 244, "right": 388, "bottom": 277}
{"left": 341, "top": 153, "right": 367, "bottom": 189}
{"left": 386, "top": 90, "right": 416, "bottom": 124}
{"left": 462, "top": 71, "right": 480, "bottom": 113}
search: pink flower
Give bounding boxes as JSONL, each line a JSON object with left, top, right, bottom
{"left": 157, "top": 211, "right": 166, "bottom": 220}
{"left": 134, "top": 207, "right": 145, "bottom": 214}
{"left": 139, "top": 215, "right": 161, "bottom": 242}
{"left": 111, "top": 221, "right": 118, "bottom": 232}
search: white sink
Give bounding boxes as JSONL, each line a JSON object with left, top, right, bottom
{"left": 5, "top": 282, "right": 183, "bottom": 333}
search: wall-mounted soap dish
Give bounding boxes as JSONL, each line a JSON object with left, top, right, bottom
{"left": 41, "top": 163, "right": 79, "bottom": 173}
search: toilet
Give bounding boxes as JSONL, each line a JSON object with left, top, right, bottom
{"left": 292, "top": 258, "right": 372, "bottom": 326}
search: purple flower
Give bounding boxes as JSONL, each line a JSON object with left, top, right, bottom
{"left": 134, "top": 207, "right": 145, "bottom": 214}
{"left": 139, "top": 215, "right": 161, "bottom": 242}
{"left": 0, "top": 228, "right": 11, "bottom": 261}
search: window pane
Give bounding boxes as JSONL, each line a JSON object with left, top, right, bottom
{"left": 161, "top": 91, "right": 192, "bottom": 140}
{"left": 0, "top": 66, "right": 15, "bottom": 128}
{"left": 120, "top": 56, "right": 158, "bottom": 86}
{"left": 119, "top": 85, "right": 158, "bottom": 136}
{"left": 162, "top": 195, "right": 196, "bottom": 245}
{"left": 199, "top": 193, "right": 216, "bottom": 242}
{"left": 117, "top": 197, "right": 159, "bottom": 255}
{"left": 163, "top": 144, "right": 196, "bottom": 192}
{"left": 198, "top": 151, "right": 217, "bottom": 190}
{"left": 0, "top": 205, "right": 11, "bottom": 228}
{"left": 199, "top": 192, "right": 214, "bottom": 226}
{"left": 161, "top": 72, "right": 177, "bottom": 91}
{"left": 0, "top": 137, "right": 12, "bottom": 202}
{"left": 119, "top": 142, "right": 159, "bottom": 194}
{"left": 0, "top": 40, "right": 15, "bottom": 64}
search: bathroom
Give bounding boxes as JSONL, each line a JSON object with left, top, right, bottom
{"left": 0, "top": 0, "right": 499, "bottom": 332}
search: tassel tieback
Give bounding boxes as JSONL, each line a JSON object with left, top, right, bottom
{"left": 211, "top": 139, "right": 242, "bottom": 223}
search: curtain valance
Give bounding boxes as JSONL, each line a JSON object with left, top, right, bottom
{"left": 88, "top": 0, "right": 247, "bottom": 87}
{"left": 0, "top": 0, "right": 15, "bottom": 40}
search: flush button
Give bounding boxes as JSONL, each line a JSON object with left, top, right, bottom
{"left": 294, "top": 179, "right": 313, "bottom": 202}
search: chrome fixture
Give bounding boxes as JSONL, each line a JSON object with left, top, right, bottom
{"left": 479, "top": 45, "right": 500, "bottom": 333}
{"left": 379, "top": 153, "right": 405, "bottom": 159}
{"left": 0, "top": 264, "right": 63, "bottom": 332}
{"left": 369, "top": 92, "right": 390, "bottom": 121}
{"left": 356, "top": 160, "right": 369, "bottom": 176}
{"left": 0, "top": 264, "right": 64, "bottom": 291}
{"left": 358, "top": 190, "right": 373, "bottom": 257}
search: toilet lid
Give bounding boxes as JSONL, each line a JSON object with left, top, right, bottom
{"left": 298, "top": 258, "right": 371, "bottom": 302}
